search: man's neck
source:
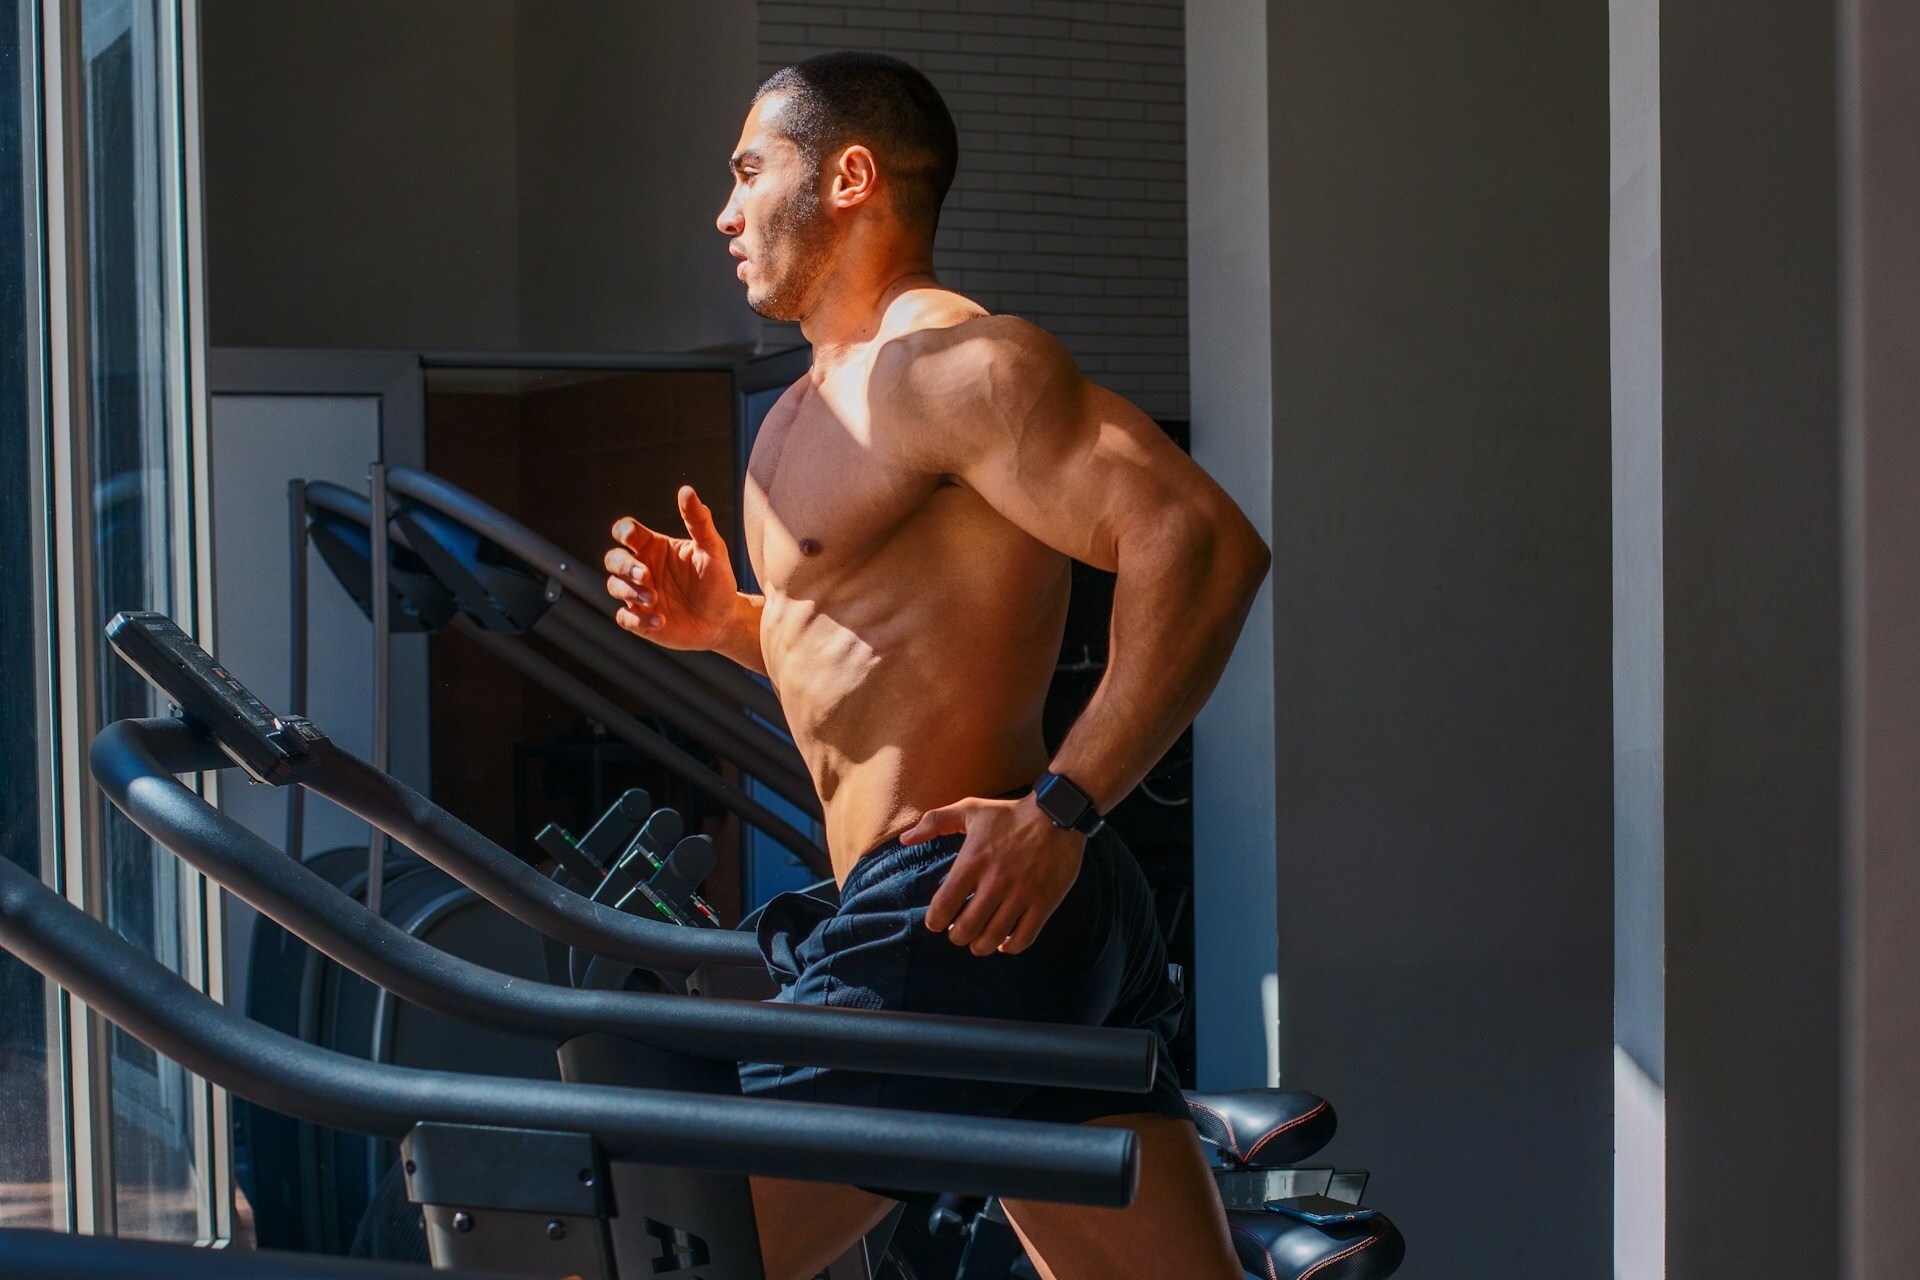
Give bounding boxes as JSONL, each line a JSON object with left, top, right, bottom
{"left": 799, "top": 256, "right": 938, "bottom": 371}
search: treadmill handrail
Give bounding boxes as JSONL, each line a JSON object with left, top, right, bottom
{"left": 0, "top": 854, "right": 1136, "bottom": 1205}
{"left": 0, "top": 1229, "right": 511, "bottom": 1279}
{"left": 302, "top": 480, "right": 828, "bottom": 862}
{"left": 90, "top": 717, "right": 1157, "bottom": 1093}
{"left": 448, "top": 616, "right": 831, "bottom": 873}
{"left": 537, "top": 593, "right": 819, "bottom": 813}
{"left": 291, "top": 728, "right": 773, "bottom": 971}
{"left": 382, "top": 465, "right": 785, "bottom": 727}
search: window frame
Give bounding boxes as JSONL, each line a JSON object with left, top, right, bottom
{"left": 40, "top": 0, "right": 224, "bottom": 1242}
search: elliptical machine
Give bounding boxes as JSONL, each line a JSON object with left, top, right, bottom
{"left": 284, "top": 470, "right": 1410, "bottom": 1279}
{"left": 77, "top": 610, "right": 1149, "bottom": 1279}
{"left": 83, "top": 610, "right": 1404, "bottom": 1280}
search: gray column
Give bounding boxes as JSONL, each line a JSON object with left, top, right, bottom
{"left": 1615, "top": 3, "right": 1920, "bottom": 1275}
{"left": 1839, "top": 2, "right": 1920, "bottom": 1275}
{"left": 1609, "top": 0, "right": 1667, "bottom": 1269}
{"left": 1187, "top": 0, "right": 1278, "bottom": 1091}
{"left": 1655, "top": 2, "right": 1845, "bottom": 1273}
{"left": 1264, "top": 4, "right": 1613, "bottom": 1275}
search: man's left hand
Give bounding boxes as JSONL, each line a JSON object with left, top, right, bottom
{"left": 903, "top": 795, "right": 1086, "bottom": 956}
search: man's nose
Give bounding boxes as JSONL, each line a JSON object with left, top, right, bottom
{"left": 717, "top": 195, "right": 743, "bottom": 236}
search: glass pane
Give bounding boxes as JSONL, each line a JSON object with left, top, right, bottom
{"left": 76, "top": 0, "right": 201, "bottom": 1240}
{"left": 0, "top": 0, "right": 61, "bottom": 1232}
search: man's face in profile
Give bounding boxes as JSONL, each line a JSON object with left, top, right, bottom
{"left": 718, "top": 95, "right": 836, "bottom": 322}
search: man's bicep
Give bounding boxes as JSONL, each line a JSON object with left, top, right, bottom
{"left": 962, "top": 376, "right": 1213, "bottom": 571}
{"left": 884, "top": 317, "right": 1212, "bottom": 566}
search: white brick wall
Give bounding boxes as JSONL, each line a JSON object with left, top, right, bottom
{"left": 759, "top": 0, "right": 1188, "bottom": 419}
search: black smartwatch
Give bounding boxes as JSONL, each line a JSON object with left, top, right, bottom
{"left": 1033, "top": 771, "right": 1105, "bottom": 838}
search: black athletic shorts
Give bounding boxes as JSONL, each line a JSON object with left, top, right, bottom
{"left": 737, "top": 823, "right": 1189, "bottom": 1124}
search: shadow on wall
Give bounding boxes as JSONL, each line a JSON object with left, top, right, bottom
{"left": 201, "top": 0, "right": 759, "bottom": 355}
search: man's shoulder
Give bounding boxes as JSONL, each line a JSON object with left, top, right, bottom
{"left": 871, "top": 302, "right": 1076, "bottom": 411}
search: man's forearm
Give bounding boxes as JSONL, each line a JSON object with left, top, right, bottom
{"left": 712, "top": 592, "right": 769, "bottom": 675}
{"left": 1047, "top": 523, "right": 1268, "bottom": 812}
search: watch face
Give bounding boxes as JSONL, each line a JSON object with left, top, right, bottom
{"left": 1037, "top": 773, "right": 1091, "bottom": 828}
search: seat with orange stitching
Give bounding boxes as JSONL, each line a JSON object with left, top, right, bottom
{"left": 1226, "top": 1207, "right": 1406, "bottom": 1280}
{"left": 1188, "top": 1088, "right": 1338, "bottom": 1168}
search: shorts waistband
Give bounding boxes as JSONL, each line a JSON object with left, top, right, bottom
{"left": 843, "top": 832, "right": 965, "bottom": 897}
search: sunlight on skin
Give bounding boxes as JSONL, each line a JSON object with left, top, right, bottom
{"left": 606, "top": 61, "right": 1268, "bottom": 1280}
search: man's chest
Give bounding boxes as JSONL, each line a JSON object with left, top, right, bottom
{"left": 743, "top": 378, "right": 943, "bottom": 591}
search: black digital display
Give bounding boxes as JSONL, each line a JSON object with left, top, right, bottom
{"left": 105, "top": 611, "right": 324, "bottom": 785}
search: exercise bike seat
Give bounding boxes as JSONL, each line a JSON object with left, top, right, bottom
{"left": 1227, "top": 1207, "right": 1406, "bottom": 1280}
{"left": 1188, "top": 1088, "right": 1337, "bottom": 1167}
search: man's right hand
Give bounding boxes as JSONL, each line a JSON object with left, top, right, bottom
{"left": 604, "top": 485, "right": 740, "bottom": 651}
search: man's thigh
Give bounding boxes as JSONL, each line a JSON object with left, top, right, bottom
{"left": 999, "top": 1114, "right": 1243, "bottom": 1280}
{"left": 749, "top": 1175, "right": 896, "bottom": 1280}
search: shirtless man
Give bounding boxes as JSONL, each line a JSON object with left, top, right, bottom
{"left": 604, "top": 53, "right": 1269, "bottom": 1280}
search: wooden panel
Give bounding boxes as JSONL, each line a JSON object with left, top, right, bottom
{"left": 424, "top": 373, "right": 741, "bottom": 908}
{"left": 515, "top": 371, "right": 735, "bottom": 567}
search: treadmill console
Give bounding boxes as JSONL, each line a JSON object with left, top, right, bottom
{"left": 105, "top": 611, "right": 325, "bottom": 785}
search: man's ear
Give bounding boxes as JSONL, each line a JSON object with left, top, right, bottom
{"left": 827, "top": 144, "right": 880, "bottom": 210}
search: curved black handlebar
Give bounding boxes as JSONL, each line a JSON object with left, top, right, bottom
{"left": 382, "top": 466, "right": 786, "bottom": 728}
{"left": 304, "top": 475, "right": 829, "bottom": 869}
{"left": 90, "top": 717, "right": 1157, "bottom": 1094}
{"left": 294, "top": 727, "right": 768, "bottom": 973}
{"left": 446, "top": 616, "right": 830, "bottom": 872}
{"left": 0, "top": 854, "right": 1136, "bottom": 1205}
{"left": 0, "top": 1230, "right": 504, "bottom": 1279}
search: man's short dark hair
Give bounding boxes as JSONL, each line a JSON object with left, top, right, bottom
{"left": 755, "top": 52, "right": 959, "bottom": 238}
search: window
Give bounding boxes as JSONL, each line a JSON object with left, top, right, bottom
{"left": 73, "top": 0, "right": 205, "bottom": 1240}
{"left": 0, "top": 0, "right": 64, "bottom": 1233}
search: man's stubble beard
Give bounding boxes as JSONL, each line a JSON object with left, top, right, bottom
{"left": 746, "top": 175, "right": 837, "bottom": 323}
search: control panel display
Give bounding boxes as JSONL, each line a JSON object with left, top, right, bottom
{"left": 105, "top": 611, "right": 323, "bottom": 784}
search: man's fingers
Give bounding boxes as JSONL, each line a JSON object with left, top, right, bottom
{"left": 899, "top": 804, "right": 968, "bottom": 846}
{"left": 969, "top": 897, "right": 1027, "bottom": 957}
{"left": 606, "top": 575, "right": 654, "bottom": 609}
{"left": 611, "top": 516, "right": 663, "bottom": 552}
{"left": 944, "top": 876, "right": 1003, "bottom": 948}
{"left": 615, "top": 606, "right": 663, "bottom": 634}
{"left": 678, "top": 487, "right": 728, "bottom": 559}
{"left": 604, "top": 547, "right": 654, "bottom": 587}
{"left": 925, "top": 856, "right": 982, "bottom": 933}
{"left": 998, "top": 908, "right": 1049, "bottom": 955}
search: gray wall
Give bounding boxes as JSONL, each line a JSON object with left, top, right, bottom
{"left": 209, "top": 391, "right": 430, "bottom": 1016}
{"left": 201, "top": 0, "right": 521, "bottom": 350}
{"left": 202, "top": 1, "right": 760, "bottom": 354}
{"left": 515, "top": 0, "right": 756, "bottom": 353}
{"left": 760, "top": 0, "right": 1189, "bottom": 419}
{"left": 1263, "top": 3, "right": 1613, "bottom": 1275}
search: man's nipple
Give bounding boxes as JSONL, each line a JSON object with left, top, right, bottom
{"left": 798, "top": 537, "right": 823, "bottom": 557}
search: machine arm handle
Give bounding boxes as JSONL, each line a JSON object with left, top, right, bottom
{"left": 296, "top": 730, "right": 768, "bottom": 973}
{"left": 0, "top": 852, "right": 1137, "bottom": 1205}
{"left": 383, "top": 465, "right": 786, "bottom": 727}
{"left": 89, "top": 717, "right": 1158, "bottom": 1094}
